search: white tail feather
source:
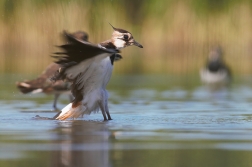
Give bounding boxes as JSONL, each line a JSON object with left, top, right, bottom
{"left": 56, "top": 103, "right": 86, "bottom": 120}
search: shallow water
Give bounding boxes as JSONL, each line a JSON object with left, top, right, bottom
{"left": 1, "top": 74, "right": 252, "bottom": 167}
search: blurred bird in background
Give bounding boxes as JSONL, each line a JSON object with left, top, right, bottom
{"left": 16, "top": 31, "right": 89, "bottom": 110}
{"left": 200, "top": 45, "right": 232, "bottom": 90}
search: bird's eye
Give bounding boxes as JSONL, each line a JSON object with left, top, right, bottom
{"left": 123, "top": 35, "right": 129, "bottom": 40}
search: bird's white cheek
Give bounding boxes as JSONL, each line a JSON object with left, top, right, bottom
{"left": 114, "top": 39, "right": 125, "bottom": 49}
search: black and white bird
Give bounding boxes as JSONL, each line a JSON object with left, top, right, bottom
{"left": 200, "top": 46, "right": 231, "bottom": 88}
{"left": 17, "top": 31, "right": 89, "bottom": 110}
{"left": 51, "top": 24, "right": 143, "bottom": 120}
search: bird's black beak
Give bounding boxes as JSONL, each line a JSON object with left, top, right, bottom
{"left": 132, "top": 40, "right": 143, "bottom": 48}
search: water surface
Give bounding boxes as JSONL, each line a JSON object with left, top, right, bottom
{"left": 1, "top": 74, "right": 252, "bottom": 167}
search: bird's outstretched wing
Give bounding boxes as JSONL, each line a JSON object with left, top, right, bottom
{"left": 51, "top": 31, "right": 120, "bottom": 81}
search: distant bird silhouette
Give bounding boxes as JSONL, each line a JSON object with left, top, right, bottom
{"left": 200, "top": 46, "right": 231, "bottom": 89}
{"left": 17, "top": 31, "right": 89, "bottom": 110}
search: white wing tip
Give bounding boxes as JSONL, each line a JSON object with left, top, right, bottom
{"left": 31, "top": 88, "right": 43, "bottom": 94}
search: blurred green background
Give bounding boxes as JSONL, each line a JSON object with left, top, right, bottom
{"left": 1, "top": 0, "right": 252, "bottom": 75}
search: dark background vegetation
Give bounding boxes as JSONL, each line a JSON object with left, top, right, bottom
{"left": 1, "top": 0, "right": 252, "bottom": 75}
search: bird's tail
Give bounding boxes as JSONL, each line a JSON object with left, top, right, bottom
{"left": 16, "top": 81, "right": 43, "bottom": 94}
{"left": 56, "top": 103, "right": 85, "bottom": 120}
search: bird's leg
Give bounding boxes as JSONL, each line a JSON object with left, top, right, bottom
{"left": 98, "top": 101, "right": 108, "bottom": 121}
{"left": 53, "top": 93, "right": 60, "bottom": 111}
{"left": 105, "top": 99, "right": 112, "bottom": 120}
{"left": 106, "top": 111, "right": 112, "bottom": 120}
{"left": 102, "top": 112, "right": 108, "bottom": 121}
{"left": 52, "top": 111, "right": 62, "bottom": 120}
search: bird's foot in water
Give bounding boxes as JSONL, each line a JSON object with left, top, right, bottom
{"left": 33, "top": 115, "right": 54, "bottom": 120}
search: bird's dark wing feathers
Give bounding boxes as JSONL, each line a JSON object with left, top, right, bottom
{"left": 53, "top": 31, "right": 119, "bottom": 64}
{"left": 51, "top": 31, "right": 120, "bottom": 81}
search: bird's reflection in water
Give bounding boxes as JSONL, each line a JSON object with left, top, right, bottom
{"left": 52, "top": 120, "right": 112, "bottom": 167}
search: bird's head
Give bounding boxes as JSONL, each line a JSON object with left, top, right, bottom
{"left": 109, "top": 23, "right": 143, "bottom": 49}
{"left": 209, "top": 45, "right": 223, "bottom": 62}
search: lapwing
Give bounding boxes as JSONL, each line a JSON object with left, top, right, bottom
{"left": 200, "top": 46, "right": 231, "bottom": 88}
{"left": 51, "top": 24, "right": 143, "bottom": 120}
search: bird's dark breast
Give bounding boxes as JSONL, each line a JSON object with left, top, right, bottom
{"left": 110, "top": 54, "right": 116, "bottom": 65}
{"left": 110, "top": 54, "right": 123, "bottom": 65}
{"left": 207, "top": 61, "right": 224, "bottom": 72}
